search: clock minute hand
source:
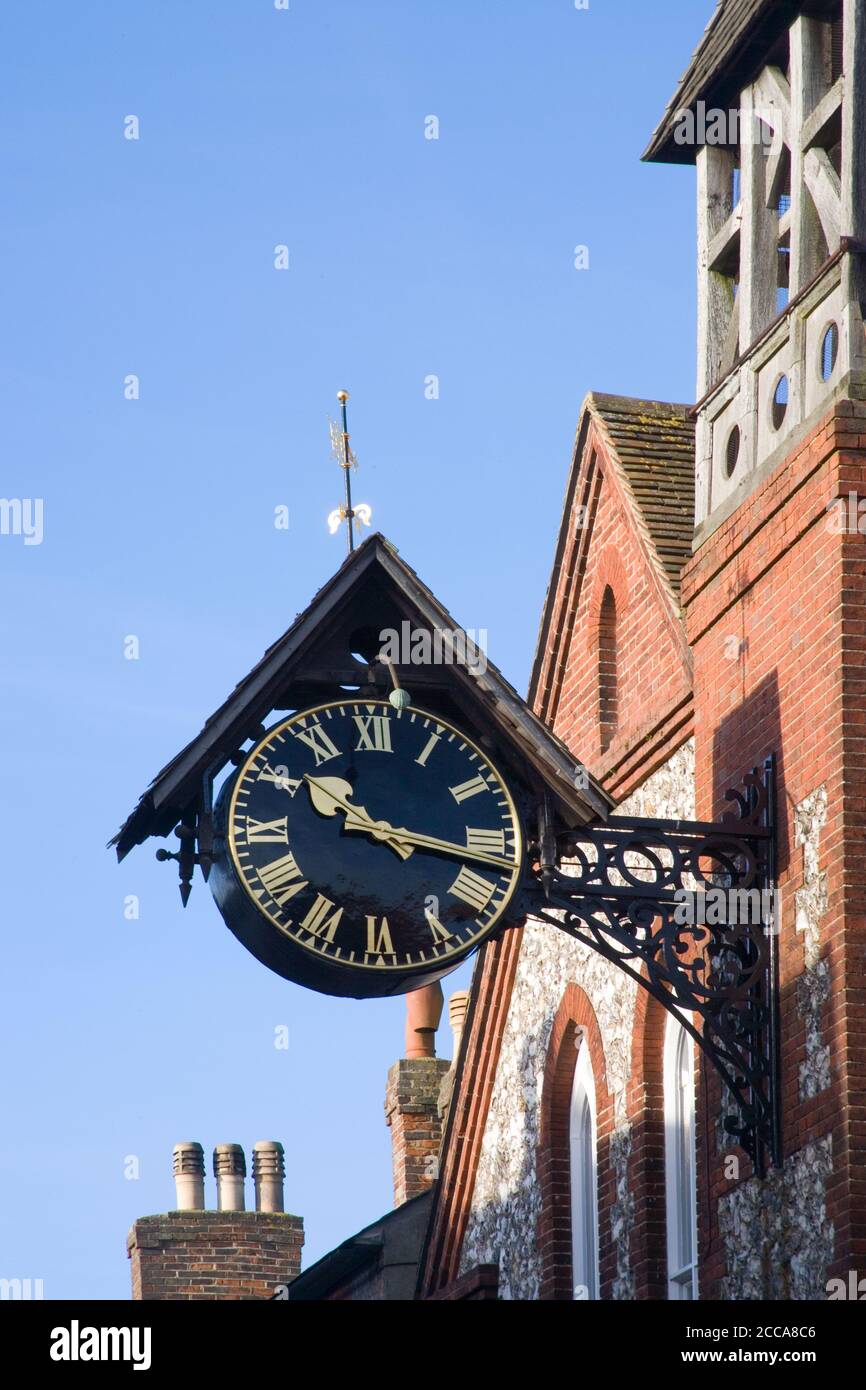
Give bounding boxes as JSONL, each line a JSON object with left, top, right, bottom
{"left": 394, "top": 828, "right": 518, "bottom": 873}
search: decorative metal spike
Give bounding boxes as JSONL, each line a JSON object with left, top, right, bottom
{"left": 175, "top": 813, "right": 197, "bottom": 907}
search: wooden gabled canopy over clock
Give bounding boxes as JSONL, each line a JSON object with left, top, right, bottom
{"left": 113, "top": 523, "right": 781, "bottom": 1172}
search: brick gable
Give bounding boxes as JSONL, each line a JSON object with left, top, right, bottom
{"left": 532, "top": 394, "right": 695, "bottom": 800}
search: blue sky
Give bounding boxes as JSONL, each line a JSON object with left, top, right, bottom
{"left": 0, "top": 0, "right": 703, "bottom": 1297}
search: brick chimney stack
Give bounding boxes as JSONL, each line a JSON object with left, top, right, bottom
{"left": 385, "top": 983, "right": 450, "bottom": 1206}
{"left": 128, "top": 1141, "right": 303, "bottom": 1300}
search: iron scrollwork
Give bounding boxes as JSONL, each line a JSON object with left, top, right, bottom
{"left": 522, "top": 757, "right": 780, "bottom": 1175}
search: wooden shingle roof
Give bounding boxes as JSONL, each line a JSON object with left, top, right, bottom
{"left": 587, "top": 393, "right": 695, "bottom": 598}
{"left": 643, "top": 0, "right": 814, "bottom": 164}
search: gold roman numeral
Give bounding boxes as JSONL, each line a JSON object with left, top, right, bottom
{"left": 246, "top": 816, "right": 289, "bottom": 844}
{"left": 449, "top": 774, "right": 489, "bottom": 804}
{"left": 465, "top": 827, "right": 506, "bottom": 855}
{"left": 448, "top": 865, "right": 496, "bottom": 912}
{"left": 257, "top": 766, "right": 302, "bottom": 797}
{"left": 257, "top": 852, "right": 308, "bottom": 905}
{"left": 292, "top": 721, "right": 341, "bottom": 766}
{"left": 415, "top": 732, "right": 440, "bottom": 767}
{"left": 299, "top": 894, "right": 344, "bottom": 943}
{"left": 353, "top": 714, "right": 393, "bottom": 753}
{"left": 425, "top": 909, "right": 454, "bottom": 945}
{"left": 365, "top": 915, "right": 395, "bottom": 957}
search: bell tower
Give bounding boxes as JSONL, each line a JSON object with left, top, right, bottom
{"left": 646, "top": 0, "right": 866, "bottom": 538}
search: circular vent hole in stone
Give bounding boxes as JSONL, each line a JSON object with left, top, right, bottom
{"left": 820, "top": 322, "right": 839, "bottom": 382}
{"left": 771, "top": 375, "right": 789, "bottom": 431}
{"left": 724, "top": 424, "right": 740, "bottom": 478}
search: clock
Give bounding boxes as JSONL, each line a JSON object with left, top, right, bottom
{"left": 210, "top": 699, "right": 525, "bottom": 997}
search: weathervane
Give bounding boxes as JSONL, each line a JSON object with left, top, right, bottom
{"left": 327, "top": 390, "right": 372, "bottom": 554}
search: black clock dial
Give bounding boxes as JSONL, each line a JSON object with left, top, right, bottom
{"left": 218, "top": 700, "right": 523, "bottom": 990}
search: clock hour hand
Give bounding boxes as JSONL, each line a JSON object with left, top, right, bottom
{"left": 302, "top": 774, "right": 415, "bottom": 861}
{"left": 303, "top": 776, "right": 517, "bottom": 873}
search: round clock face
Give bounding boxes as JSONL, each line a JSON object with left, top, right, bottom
{"left": 215, "top": 700, "right": 524, "bottom": 997}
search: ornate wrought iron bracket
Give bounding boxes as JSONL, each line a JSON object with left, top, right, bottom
{"left": 520, "top": 757, "right": 780, "bottom": 1175}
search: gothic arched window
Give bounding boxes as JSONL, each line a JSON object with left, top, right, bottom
{"left": 664, "top": 1012, "right": 698, "bottom": 1299}
{"left": 569, "top": 1039, "right": 599, "bottom": 1300}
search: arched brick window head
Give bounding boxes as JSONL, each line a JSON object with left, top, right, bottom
{"left": 598, "top": 585, "right": 618, "bottom": 751}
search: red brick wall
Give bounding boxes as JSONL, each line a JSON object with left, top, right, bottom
{"left": 682, "top": 398, "right": 866, "bottom": 1296}
{"left": 127, "top": 1211, "right": 304, "bottom": 1300}
{"left": 627, "top": 988, "right": 668, "bottom": 1300}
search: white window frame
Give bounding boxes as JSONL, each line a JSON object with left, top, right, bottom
{"left": 664, "top": 1009, "right": 699, "bottom": 1300}
{"left": 569, "top": 1037, "right": 599, "bottom": 1300}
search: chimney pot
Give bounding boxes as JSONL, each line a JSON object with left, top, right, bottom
{"left": 252, "top": 1140, "right": 285, "bottom": 1213}
{"left": 213, "top": 1143, "right": 246, "bottom": 1211}
{"left": 448, "top": 989, "right": 471, "bottom": 1059}
{"left": 172, "top": 1142, "right": 205, "bottom": 1211}
{"left": 405, "top": 981, "right": 444, "bottom": 1058}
